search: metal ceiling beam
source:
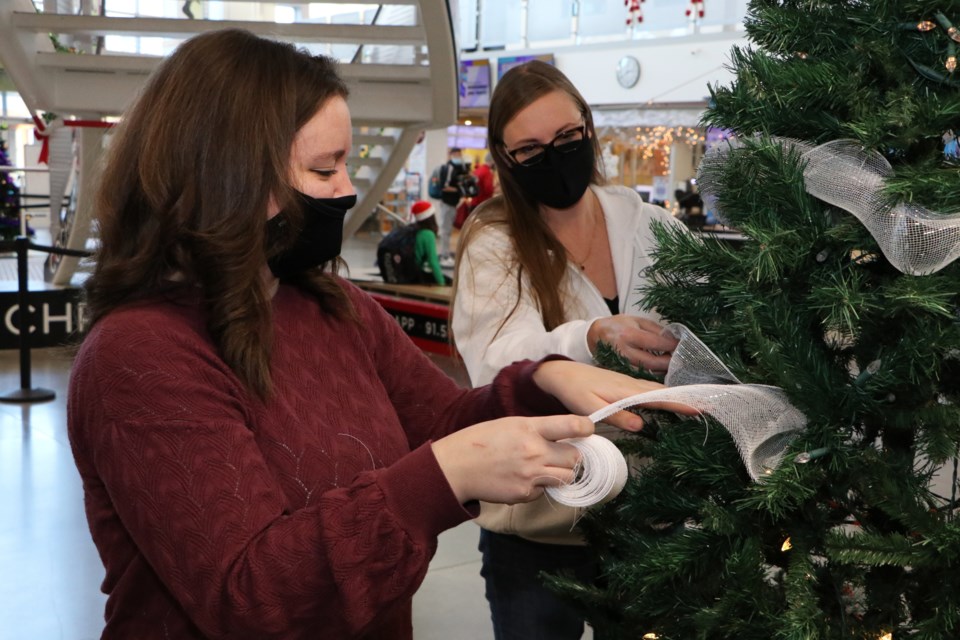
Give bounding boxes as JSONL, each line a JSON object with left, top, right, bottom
{"left": 12, "top": 13, "right": 426, "bottom": 46}
{"left": 36, "top": 52, "right": 432, "bottom": 82}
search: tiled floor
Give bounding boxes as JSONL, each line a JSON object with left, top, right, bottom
{"left": 0, "top": 235, "right": 501, "bottom": 640}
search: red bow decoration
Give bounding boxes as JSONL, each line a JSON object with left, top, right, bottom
{"left": 32, "top": 115, "right": 114, "bottom": 164}
{"left": 32, "top": 114, "right": 55, "bottom": 165}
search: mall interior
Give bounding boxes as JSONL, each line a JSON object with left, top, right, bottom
{"left": 4, "top": 1, "right": 955, "bottom": 640}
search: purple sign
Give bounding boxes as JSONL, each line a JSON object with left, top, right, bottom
{"left": 460, "top": 59, "right": 492, "bottom": 109}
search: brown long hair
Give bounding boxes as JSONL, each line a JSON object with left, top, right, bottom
{"left": 84, "top": 29, "right": 353, "bottom": 398}
{"left": 452, "top": 60, "right": 604, "bottom": 339}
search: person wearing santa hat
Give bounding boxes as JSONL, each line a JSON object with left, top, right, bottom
{"left": 410, "top": 200, "right": 451, "bottom": 285}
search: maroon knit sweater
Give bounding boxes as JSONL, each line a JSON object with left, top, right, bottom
{"left": 68, "top": 280, "right": 567, "bottom": 639}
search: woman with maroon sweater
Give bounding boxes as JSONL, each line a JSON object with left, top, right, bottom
{"left": 67, "top": 29, "right": 670, "bottom": 640}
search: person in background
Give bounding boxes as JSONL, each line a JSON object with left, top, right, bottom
{"left": 470, "top": 152, "right": 497, "bottom": 211}
{"left": 410, "top": 199, "right": 451, "bottom": 285}
{"left": 67, "top": 31, "right": 675, "bottom": 640}
{"left": 438, "top": 146, "right": 467, "bottom": 264}
{"left": 455, "top": 153, "right": 497, "bottom": 231}
{"left": 451, "top": 60, "right": 690, "bottom": 640}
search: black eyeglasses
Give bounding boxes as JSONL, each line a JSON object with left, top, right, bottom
{"left": 504, "top": 124, "right": 587, "bottom": 167}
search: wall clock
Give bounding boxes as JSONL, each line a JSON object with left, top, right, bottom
{"left": 617, "top": 55, "right": 641, "bottom": 89}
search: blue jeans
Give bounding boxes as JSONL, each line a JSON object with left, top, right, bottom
{"left": 479, "top": 528, "right": 599, "bottom": 640}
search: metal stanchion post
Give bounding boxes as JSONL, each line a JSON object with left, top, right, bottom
{"left": 0, "top": 236, "right": 55, "bottom": 403}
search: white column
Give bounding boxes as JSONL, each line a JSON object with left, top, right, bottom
{"left": 668, "top": 140, "right": 696, "bottom": 206}
{"left": 423, "top": 127, "right": 449, "bottom": 201}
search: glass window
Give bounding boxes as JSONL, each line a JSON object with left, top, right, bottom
{"left": 480, "top": 0, "right": 523, "bottom": 49}
{"left": 578, "top": 0, "right": 629, "bottom": 38}
{"left": 104, "top": 0, "right": 137, "bottom": 17}
{"left": 137, "top": 0, "right": 166, "bottom": 17}
{"left": 699, "top": 0, "right": 749, "bottom": 28}
{"left": 329, "top": 10, "right": 365, "bottom": 62}
{"left": 137, "top": 37, "right": 167, "bottom": 56}
{"left": 527, "top": 0, "right": 572, "bottom": 43}
{"left": 3, "top": 92, "right": 30, "bottom": 118}
{"left": 457, "top": 0, "right": 479, "bottom": 50}
{"left": 634, "top": 0, "right": 690, "bottom": 35}
{"left": 103, "top": 35, "right": 138, "bottom": 54}
{"left": 274, "top": 5, "right": 296, "bottom": 23}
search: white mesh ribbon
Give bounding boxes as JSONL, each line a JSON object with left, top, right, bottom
{"left": 803, "top": 140, "right": 960, "bottom": 275}
{"left": 545, "top": 324, "right": 808, "bottom": 507}
{"left": 698, "top": 137, "right": 960, "bottom": 276}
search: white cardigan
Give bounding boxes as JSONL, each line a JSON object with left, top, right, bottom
{"left": 454, "top": 184, "right": 684, "bottom": 388}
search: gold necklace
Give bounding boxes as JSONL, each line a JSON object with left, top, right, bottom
{"left": 567, "top": 209, "right": 602, "bottom": 271}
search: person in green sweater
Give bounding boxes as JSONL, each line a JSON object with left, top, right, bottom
{"left": 410, "top": 200, "right": 452, "bottom": 286}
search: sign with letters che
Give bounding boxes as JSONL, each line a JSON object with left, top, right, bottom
{"left": 0, "top": 288, "right": 85, "bottom": 350}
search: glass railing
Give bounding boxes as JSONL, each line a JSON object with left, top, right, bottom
{"left": 461, "top": 0, "right": 748, "bottom": 52}
{"left": 87, "top": 1, "right": 415, "bottom": 63}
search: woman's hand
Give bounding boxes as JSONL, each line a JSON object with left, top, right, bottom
{"left": 587, "top": 315, "right": 678, "bottom": 373}
{"left": 531, "top": 360, "right": 696, "bottom": 432}
{"left": 431, "top": 415, "right": 592, "bottom": 504}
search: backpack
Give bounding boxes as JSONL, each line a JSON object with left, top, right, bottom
{"left": 377, "top": 224, "right": 421, "bottom": 284}
{"left": 427, "top": 164, "right": 447, "bottom": 199}
{"left": 459, "top": 174, "right": 479, "bottom": 198}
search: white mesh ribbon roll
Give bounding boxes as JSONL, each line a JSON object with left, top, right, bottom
{"left": 698, "top": 137, "right": 960, "bottom": 276}
{"left": 545, "top": 325, "right": 809, "bottom": 507}
{"left": 544, "top": 435, "right": 629, "bottom": 508}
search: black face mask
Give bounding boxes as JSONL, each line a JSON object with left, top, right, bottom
{"left": 507, "top": 139, "right": 595, "bottom": 210}
{"left": 266, "top": 192, "right": 357, "bottom": 278}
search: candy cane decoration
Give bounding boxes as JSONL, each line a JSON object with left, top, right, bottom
{"left": 686, "top": 0, "right": 705, "bottom": 19}
{"left": 625, "top": 0, "right": 644, "bottom": 26}
{"left": 32, "top": 114, "right": 113, "bottom": 165}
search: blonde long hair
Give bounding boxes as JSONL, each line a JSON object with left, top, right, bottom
{"left": 452, "top": 60, "right": 604, "bottom": 343}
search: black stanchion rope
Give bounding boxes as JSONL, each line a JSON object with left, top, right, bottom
{"left": 0, "top": 237, "right": 93, "bottom": 404}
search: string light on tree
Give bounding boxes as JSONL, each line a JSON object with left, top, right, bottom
{"left": 905, "top": 12, "right": 960, "bottom": 73}
{"left": 795, "top": 447, "right": 831, "bottom": 463}
{"left": 936, "top": 11, "right": 960, "bottom": 42}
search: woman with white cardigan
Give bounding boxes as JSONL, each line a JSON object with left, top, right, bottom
{"left": 451, "top": 60, "right": 688, "bottom": 640}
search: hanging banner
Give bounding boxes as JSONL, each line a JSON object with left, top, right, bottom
{"left": 460, "top": 59, "right": 492, "bottom": 109}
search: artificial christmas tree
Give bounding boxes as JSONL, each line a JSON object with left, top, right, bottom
{"left": 551, "top": 2, "right": 960, "bottom": 639}
{"left": 0, "top": 126, "right": 23, "bottom": 240}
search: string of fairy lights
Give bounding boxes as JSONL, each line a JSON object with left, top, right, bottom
{"left": 631, "top": 125, "right": 706, "bottom": 172}
{"left": 900, "top": 12, "right": 960, "bottom": 85}
{"left": 912, "top": 13, "right": 960, "bottom": 73}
